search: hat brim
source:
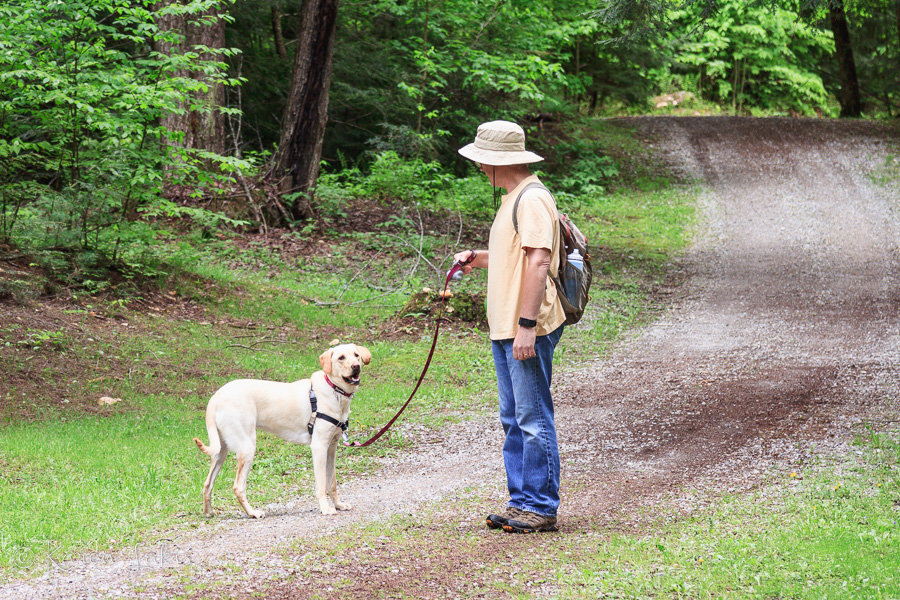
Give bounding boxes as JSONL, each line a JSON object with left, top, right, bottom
{"left": 458, "top": 143, "right": 544, "bottom": 166}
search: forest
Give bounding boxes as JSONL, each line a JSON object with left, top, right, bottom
{"left": 0, "top": 0, "right": 898, "bottom": 289}
{"left": 2, "top": 3, "right": 900, "bottom": 593}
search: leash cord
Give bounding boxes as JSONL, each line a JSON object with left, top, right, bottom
{"left": 345, "top": 256, "right": 471, "bottom": 447}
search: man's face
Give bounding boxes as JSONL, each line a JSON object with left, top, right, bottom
{"left": 478, "top": 162, "right": 497, "bottom": 186}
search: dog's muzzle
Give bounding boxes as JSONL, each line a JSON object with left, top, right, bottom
{"left": 344, "top": 366, "right": 361, "bottom": 386}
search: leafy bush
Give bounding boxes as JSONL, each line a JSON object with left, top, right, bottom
{"left": 366, "top": 151, "right": 455, "bottom": 204}
{"left": 315, "top": 163, "right": 368, "bottom": 223}
{"left": 539, "top": 138, "right": 621, "bottom": 199}
{"left": 0, "top": 0, "right": 247, "bottom": 290}
{"left": 444, "top": 174, "right": 495, "bottom": 219}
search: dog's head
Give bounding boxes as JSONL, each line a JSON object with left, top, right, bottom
{"left": 319, "top": 344, "right": 372, "bottom": 389}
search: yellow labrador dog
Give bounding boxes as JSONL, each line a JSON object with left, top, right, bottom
{"left": 193, "top": 344, "right": 372, "bottom": 518}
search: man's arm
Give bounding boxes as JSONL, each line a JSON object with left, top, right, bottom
{"left": 513, "top": 246, "right": 552, "bottom": 361}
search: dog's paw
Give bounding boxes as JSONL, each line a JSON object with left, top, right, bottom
{"left": 248, "top": 510, "right": 266, "bottom": 519}
{"left": 334, "top": 502, "right": 353, "bottom": 511}
{"left": 320, "top": 505, "right": 338, "bottom": 516}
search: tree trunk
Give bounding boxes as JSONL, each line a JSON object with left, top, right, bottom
{"left": 271, "top": 5, "right": 288, "bottom": 60}
{"left": 829, "top": 0, "right": 862, "bottom": 117}
{"left": 154, "top": 3, "right": 227, "bottom": 155}
{"left": 274, "top": 0, "right": 339, "bottom": 221}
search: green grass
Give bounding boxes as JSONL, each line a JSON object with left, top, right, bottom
{"left": 0, "top": 410, "right": 205, "bottom": 562}
{"left": 555, "top": 428, "right": 900, "bottom": 599}
{"left": 870, "top": 153, "right": 900, "bottom": 189}
{"left": 558, "top": 182, "right": 697, "bottom": 361}
{"left": 0, "top": 318, "right": 497, "bottom": 573}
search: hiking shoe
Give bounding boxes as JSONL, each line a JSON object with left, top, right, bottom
{"left": 486, "top": 506, "right": 525, "bottom": 530}
{"left": 502, "top": 511, "right": 558, "bottom": 534}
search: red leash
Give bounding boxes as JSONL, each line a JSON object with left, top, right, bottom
{"left": 344, "top": 253, "right": 474, "bottom": 447}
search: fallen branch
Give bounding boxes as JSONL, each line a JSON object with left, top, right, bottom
{"left": 336, "top": 254, "right": 383, "bottom": 302}
{"left": 225, "top": 338, "right": 295, "bottom": 352}
{"left": 224, "top": 344, "right": 278, "bottom": 354}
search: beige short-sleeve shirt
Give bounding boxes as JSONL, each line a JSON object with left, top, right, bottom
{"left": 487, "top": 175, "right": 566, "bottom": 340}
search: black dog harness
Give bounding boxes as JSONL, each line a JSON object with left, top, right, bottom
{"left": 307, "top": 376, "right": 351, "bottom": 436}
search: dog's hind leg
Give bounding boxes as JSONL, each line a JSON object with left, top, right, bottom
{"left": 196, "top": 415, "right": 227, "bottom": 517}
{"left": 201, "top": 443, "right": 228, "bottom": 517}
{"left": 326, "top": 442, "right": 351, "bottom": 511}
{"left": 233, "top": 446, "right": 265, "bottom": 519}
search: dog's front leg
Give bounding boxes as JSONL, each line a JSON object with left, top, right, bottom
{"left": 326, "top": 441, "right": 352, "bottom": 511}
{"left": 311, "top": 438, "right": 336, "bottom": 515}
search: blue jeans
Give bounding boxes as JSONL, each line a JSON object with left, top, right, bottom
{"left": 491, "top": 324, "right": 564, "bottom": 517}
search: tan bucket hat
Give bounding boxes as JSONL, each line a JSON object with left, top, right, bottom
{"left": 458, "top": 120, "right": 543, "bottom": 166}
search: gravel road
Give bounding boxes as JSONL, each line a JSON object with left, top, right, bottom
{"left": 2, "top": 116, "right": 898, "bottom": 599}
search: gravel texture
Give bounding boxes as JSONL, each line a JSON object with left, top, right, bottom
{"left": 2, "top": 116, "right": 899, "bottom": 599}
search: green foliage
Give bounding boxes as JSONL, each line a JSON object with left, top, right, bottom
{"left": 228, "top": 0, "right": 895, "bottom": 186}
{"left": 15, "top": 329, "right": 68, "bottom": 352}
{"left": 540, "top": 138, "right": 621, "bottom": 197}
{"left": 0, "top": 0, "right": 248, "bottom": 289}
{"left": 0, "top": 0, "right": 894, "bottom": 292}
{"left": 223, "top": 0, "right": 301, "bottom": 150}
{"left": 827, "top": 0, "right": 900, "bottom": 116}
{"left": 323, "top": 1, "right": 582, "bottom": 169}
{"left": 317, "top": 152, "right": 495, "bottom": 219}
{"left": 366, "top": 151, "right": 454, "bottom": 203}
{"left": 314, "top": 164, "right": 366, "bottom": 224}
{"left": 668, "top": 0, "right": 835, "bottom": 115}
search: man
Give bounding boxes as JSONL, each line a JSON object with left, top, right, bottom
{"left": 454, "top": 120, "right": 565, "bottom": 534}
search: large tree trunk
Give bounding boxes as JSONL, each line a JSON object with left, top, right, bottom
{"left": 829, "top": 0, "right": 862, "bottom": 117}
{"left": 154, "top": 3, "right": 227, "bottom": 156}
{"left": 274, "top": 0, "right": 339, "bottom": 221}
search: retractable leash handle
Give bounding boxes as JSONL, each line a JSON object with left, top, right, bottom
{"left": 345, "top": 251, "right": 476, "bottom": 448}
{"left": 448, "top": 249, "right": 476, "bottom": 281}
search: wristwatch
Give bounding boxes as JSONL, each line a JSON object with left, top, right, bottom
{"left": 518, "top": 317, "right": 537, "bottom": 329}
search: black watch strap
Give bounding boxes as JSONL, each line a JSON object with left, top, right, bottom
{"left": 518, "top": 317, "right": 537, "bottom": 329}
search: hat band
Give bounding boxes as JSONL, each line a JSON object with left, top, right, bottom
{"left": 474, "top": 138, "right": 526, "bottom": 153}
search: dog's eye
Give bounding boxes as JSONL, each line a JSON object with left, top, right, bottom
{"left": 338, "top": 355, "right": 345, "bottom": 361}
{"left": 354, "top": 352, "right": 359, "bottom": 358}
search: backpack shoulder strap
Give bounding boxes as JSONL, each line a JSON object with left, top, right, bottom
{"left": 512, "top": 181, "right": 552, "bottom": 234}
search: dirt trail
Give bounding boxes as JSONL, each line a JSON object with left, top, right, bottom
{"left": 2, "top": 117, "right": 899, "bottom": 599}
{"left": 558, "top": 117, "right": 900, "bottom": 524}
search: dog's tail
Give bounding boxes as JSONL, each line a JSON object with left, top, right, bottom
{"left": 193, "top": 437, "right": 213, "bottom": 455}
{"left": 194, "top": 411, "right": 222, "bottom": 456}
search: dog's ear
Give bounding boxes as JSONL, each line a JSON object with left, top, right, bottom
{"left": 319, "top": 348, "right": 334, "bottom": 374}
{"left": 356, "top": 345, "right": 372, "bottom": 365}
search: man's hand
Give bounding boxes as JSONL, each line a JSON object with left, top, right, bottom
{"left": 453, "top": 249, "right": 484, "bottom": 275}
{"left": 513, "top": 326, "right": 537, "bottom": 361}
